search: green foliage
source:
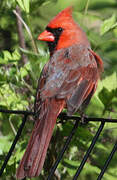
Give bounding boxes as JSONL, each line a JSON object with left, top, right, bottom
{"left": 16, "top": 0, "right": 30, "bottom": 13}
{"left": 0, "top": 49, "right": 20, "bottom": 64}
{"left": 0, "top": 0, "right": 117, "bottom": 180}
{"left": 100, "top": 14, "right": 117, "bottom": 35}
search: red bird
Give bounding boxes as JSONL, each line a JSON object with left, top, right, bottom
{"left": 16, "top": 7, "right": 103, "bottom": 179}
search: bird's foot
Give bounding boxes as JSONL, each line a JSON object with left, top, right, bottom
{"left": 79, "top": 112, "right": 88, "bottom": 125}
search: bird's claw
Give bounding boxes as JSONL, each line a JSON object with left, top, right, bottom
{"left": 80, "top": 113, "right": 88, "bottom": 125}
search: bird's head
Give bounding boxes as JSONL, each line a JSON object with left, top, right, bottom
{"left": 38, "top": 7, "right": 90, "bottom": 54}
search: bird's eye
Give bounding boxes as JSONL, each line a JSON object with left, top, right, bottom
{"left": 57, "top": 27, "right": 63, "bottom": 32}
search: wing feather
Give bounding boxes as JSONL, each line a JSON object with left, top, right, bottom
{"left": 36, "top": 44, "right": 100, "bottom": 115}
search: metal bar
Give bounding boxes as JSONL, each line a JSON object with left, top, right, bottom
{"left": 0, "top": 115, "right": 28, "bottom": 177}
{"left": 73, "top": 121, "right": 105, "bottom": 180}
{"left": 0, "top": 110, "right": 117, "bottom": 123}
{"left": 0, "top": 109, "right": 34, "bottom": 115}
{"left": 47, "top": 119, "right": 79, "bottom": 180}
{"left": 58, "top": 113, "right": 117, "bottom": 123}
{"left": 97, "top": 141, "right": 117, "bottom": 180}
{"left": 0, "top": 108, "right": 117, "bottom": 179}
{"left": 83, "top": 118, "right": 117, "bottom": 123}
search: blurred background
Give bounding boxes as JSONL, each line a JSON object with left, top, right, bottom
{"left": 0, "top": 0, "right": 117, "bottom": 179}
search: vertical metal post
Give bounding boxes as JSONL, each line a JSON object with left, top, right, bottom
{"left": 47, "top": 120, "right": 79, "bottom": 180}
{"left": 0, "top": 115, "right": 28, "bottom": 176}
{"left": 73, "top": 121, "right": 105, "bottom": 180}
{"left": 97, "top": 141, "right": 117, "bottom": 180}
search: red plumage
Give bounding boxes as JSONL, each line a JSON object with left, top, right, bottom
{"left": 16, "top": 7, "right": 103, "bottom": 179}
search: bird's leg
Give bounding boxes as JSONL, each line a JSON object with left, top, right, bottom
{"left": 78, "top": 110, "right": 88, "bottom": 125}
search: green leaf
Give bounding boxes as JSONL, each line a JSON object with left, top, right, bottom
{"left": 97, "top": 73, "right": 117, "bottom": 108}
{"left": 96, "top": 72, "right": 117, "bottom": 94}
{"left": 6, "top": 163, "right": 16, "bottom": 175}
{"left": 63, "top": 159, "right": 80, "bottom": 176}
{"left": 20, "top": 62, "right": 31, "bottom": 78}
{"left": 0, "top": 50, "right": 20, "bottom": 64}
{"left": 0, "top": 136, "right": 11, "bottom": 153}
{"left": 98, "top": 87, "right": 115, "bottom": 107}
{"left": 20, "top": 67, "right": 28, "bottom": 78}
{"left": 20, "top": 47, "right": 39, "bottom": 56}
{"left": 3, "top": 50, "right": 12, "bottom": 61}
{"left": 23, "top": 0, "right": 30, "bottom": 13}
{"left": 16, "top": 0, "right": 25, "bottom": 11}
{"left": 100, "top": 14, "right": 117, "bottom": 35}
{"left": 12, "top": 49, "right": 20, "bottom": 61}
{"left": 16, "top": 0, "right": 30, "bottom": 13}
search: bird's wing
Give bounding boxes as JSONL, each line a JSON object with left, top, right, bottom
{"left": 36, "top": 44, "right": 102, "bottom": 115}
{"left": 34, "top": 62, "right": 49, "bottom": 116}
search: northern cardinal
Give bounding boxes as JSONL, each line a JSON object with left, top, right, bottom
{"left": 16, "top": 7, "right": 103, "bottom": 179}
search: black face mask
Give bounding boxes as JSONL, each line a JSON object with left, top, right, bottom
{"left": 46, "top": 26, "right": 63, "bottom": 54}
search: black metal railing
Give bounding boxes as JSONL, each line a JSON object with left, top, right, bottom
{"left": 0, "top": 109, "right": 117, "bottom": 180}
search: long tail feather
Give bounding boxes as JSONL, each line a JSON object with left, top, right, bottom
{"left": 16, "top": 99, "right": 64, "bottom": 179}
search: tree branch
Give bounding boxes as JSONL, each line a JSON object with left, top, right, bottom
{"left": 15, "top": 5, "right": 28, "bottom": 64}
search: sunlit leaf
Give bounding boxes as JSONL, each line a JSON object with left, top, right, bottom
{"left": 23, "top": 0, "right": 30, "bottom": 13}
{"left": 16, "top": 0, "right": 30, "bottom": 13}
{"left": 16, "top": 0, "right": 25, "bottom": 11}
{"left": 100, "top": 14, "right": 117, "bottom": 35}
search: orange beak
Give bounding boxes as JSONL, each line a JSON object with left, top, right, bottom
{"left": 38, "top": 30, "right": 55, "bottom": 42}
